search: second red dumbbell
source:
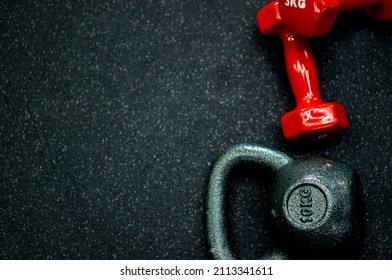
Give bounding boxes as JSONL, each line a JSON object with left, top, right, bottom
{"left": 279, "top": 0, "right": 392, "bottom": 37}
{"left": 257, "top": 2, "right": 348, "bottom": 140}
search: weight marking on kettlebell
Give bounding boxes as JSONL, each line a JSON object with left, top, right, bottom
{"left": 286, "top": 184, "right": 328, "bottom": 227}
{"left": 299, "top": 187, "right": 313, "bottom": 223}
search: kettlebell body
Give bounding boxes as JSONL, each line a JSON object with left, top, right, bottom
{"left": 206, "top": 144, "right": 364, "bottom": 259}
{"left": 270, "top": 158, "right": 364, "bottom": 258}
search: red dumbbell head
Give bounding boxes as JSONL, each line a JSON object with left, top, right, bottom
{"left": 279, "top": 0, "right": 392, "bottom": 37}
{"left": 279, "top": 0, "right": 341, "bottom": 37}
{"left": 367, "top": 0, "right": 392, "bottom": 20}
{"left": 281, "top": 102, "right": 349, "bottom": 140}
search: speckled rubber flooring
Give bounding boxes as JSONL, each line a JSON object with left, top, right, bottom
{"left": 1, "top": 0, "right": 391, "bottom": 259}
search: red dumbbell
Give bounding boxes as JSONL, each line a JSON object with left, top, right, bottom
{"left": 257, "top": 2, "right": 348, "bottom": 140}
{"left": 279, "top": 0, "right": 392, "bottom": 37}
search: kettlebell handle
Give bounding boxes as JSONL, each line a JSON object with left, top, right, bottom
{"left": 206, "top": 143, "right": 293, "bottom": 260}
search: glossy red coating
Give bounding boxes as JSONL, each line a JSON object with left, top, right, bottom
{"left": 279, "top": 32, "right": 348, "bottom": 140}
{"left": 278, "top": 0, "right": 392, "bottom": 37}
{"left": 367, "top": 0, "right": 392, "bottom": 21}
{"left": 281, "top": 103, "right": 348, "bottom": 140}
{"left": 257, "top": 2, "right": 349, "bottom": 140}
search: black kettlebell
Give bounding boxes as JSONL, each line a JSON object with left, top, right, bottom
{"left": 206, "top": 143, "right": 364, "bottom": 259}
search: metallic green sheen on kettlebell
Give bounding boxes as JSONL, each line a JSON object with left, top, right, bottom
{"left": 206, "top": 144, "right": 364, "bottom": 259}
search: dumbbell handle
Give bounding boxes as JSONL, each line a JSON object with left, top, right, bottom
{"left": 257, "top": 3, "right": 322, "bottom": 108}
{"left": 280, "top": 31, "right": 322, "bottom": 108}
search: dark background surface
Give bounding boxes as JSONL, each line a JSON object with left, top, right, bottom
{"left": 1, "top": 0, "right": 391, "bottom": 259}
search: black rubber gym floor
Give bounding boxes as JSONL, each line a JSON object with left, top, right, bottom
{"left": 1, "top": 0, "right": 391, "bottom": 259}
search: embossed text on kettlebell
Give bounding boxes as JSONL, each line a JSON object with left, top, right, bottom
{"left": 285, "top": 184, "right": 328, "bottom": 227}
